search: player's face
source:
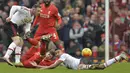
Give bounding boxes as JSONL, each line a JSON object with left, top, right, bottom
{"left": 31, "top": 8, "right": 37, "bottom": 15}
{"left": 45, "top": 52, "right": 53, "bottom": 60}
{"left": 32, "top": 7, "right": 41, "bottom": 16}
{"left": 44, "top": 0, "right": 51, "bottom": 6}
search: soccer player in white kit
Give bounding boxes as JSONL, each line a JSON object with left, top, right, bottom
{"left": 31, "top": 50, "right": 128, "bottom": 70}
{"left": 1, "top": 5, "right": 39, "bottom": 66}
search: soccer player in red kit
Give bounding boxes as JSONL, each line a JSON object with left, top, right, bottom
{"left": 21, "top": 34, "right": 53, "bottom": 68}
{"left": 17, "top": 47, "right": 56, "bottom": 68}
{"left": 27, "top": 0, "right": 64, "bottom": 55}
{"left": 20, "top": 46, "right": 42, "bottom": 68}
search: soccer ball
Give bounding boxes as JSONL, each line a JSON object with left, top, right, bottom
{"left": 82, "top": 48, "right": 92, "bottom": 57}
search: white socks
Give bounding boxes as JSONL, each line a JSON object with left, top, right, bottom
{"left": 4, "top": 42, "right": 22, "bottom": 63}
{"left": 4, "top": 42, "right": 17, "bottom": 58}
{"left": 104, "top": 55, "right": 121, "bottom": 67}
{"left": 15, "top": 46, "right": 22, "bottom": 63}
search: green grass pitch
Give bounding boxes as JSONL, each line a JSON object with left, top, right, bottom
{"left": 0, "top": 62, "right": 130, "bottom": 73}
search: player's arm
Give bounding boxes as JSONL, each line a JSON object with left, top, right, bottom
{"left": 55, "top": 12, "right": 62, "bottom": 25}
{"left": 54, "top": 7, "right": 62, "bottom": 29}
{"left": 30, "top": 60, "right": 63, "bottom": 69}
{"left": 8, "top": 5, "right": 22, "bottom": 18}
{"left": 24, "top": 23, "right": 31, "bottom": 33}
{"left": 24, "top": 15, "right": 35, "bottom": 33}
{"left": 32, "top": 16, "right": 40, "bottom": 27}
{"left": 30, "top": 61, "right": 44, "bottom": 68}
{"left": 40, "top": 60, "right": 63, "bottom": 69}
{"left": 23, "top": 22, "right": 32, "bottom": 40}
{"left": 9, "top": 5, "right": 29, "bottom": 17}
{"left": 6, "top": 5, "right": 22, "bottom": 22}
{"left": 41, "top": 53, "right": 66, "bottom": 69}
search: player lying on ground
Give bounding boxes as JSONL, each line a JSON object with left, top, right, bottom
{"left": 31, "top": 50, "right": 128, "bottom": 70}
{"left": 15, "top": 34, "right": 57, "bottom": 68}
{"left": 1, "top": 4, "right": 40, "bottom": 66}
{"left": 0, "top": 33, "right": 53, "bottom": 67}
{"left": 16, "top": 49, "right": 57, "bottom": 68}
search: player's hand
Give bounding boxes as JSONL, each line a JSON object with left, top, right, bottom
{"left": 6, "top": 17, "right": 11, "bottom": 22}
{"left": 40, "top": 66, "right": 47, "bottom": 69}
{"left": 55, "top": 20, "right": 61, "bottom": 30}
{"left": 55, "top": 23, "right": 61, "bottom": 30}
{"left": 30, "top": 61, "right": 38, "bottom": 67}
{"left": 23, "top": 31, "right": 31, "bottom": 40}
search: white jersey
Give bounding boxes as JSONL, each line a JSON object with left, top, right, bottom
{"left": 9, "top": 5, "right": 34, "bottom": 33}
{"left": 58, "top": 53, "right": 80, "bottom": 70}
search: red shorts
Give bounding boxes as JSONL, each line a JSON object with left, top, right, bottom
{"left": 21, "top": 47, "right": 38, "bottom": 61}
{"left": 22, "top": 52, "right": 42, "bottom": 68}
{"left": 21, "top": 47, "right": 41, "bottom": 68}
{"left": 34, "top": 27, "right": 59, "bottom": 42}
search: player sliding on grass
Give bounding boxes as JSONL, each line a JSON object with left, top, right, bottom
{"left": 18, "top": 50, "right": 57, "bottom": 68}
{"left": 15, "top": 34, "right": 57, "bottom": 68}
{"left": 1, "top": 4, "right": 39, "bottom": 66}
{"left": 31, "top": 50, "right": 128, "bottom": 70}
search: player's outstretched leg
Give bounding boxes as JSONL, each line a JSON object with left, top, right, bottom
{"left": 0, "top": 42, "right": 17, "bottom": 66}
{"left": 78, "top": 52, "right": 128, "bottom": 70}
{"left": 103, "top": 51, "right": 128, "bottom": 68}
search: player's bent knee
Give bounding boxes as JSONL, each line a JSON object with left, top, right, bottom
{"left": 12, "top": 36, "right": 20, "bottom": 40}
{"left": 12, "top": 36, "right": 24, "bottom": 46}
{"left": 12, "top": 36, "right": 22, "bottom": 45}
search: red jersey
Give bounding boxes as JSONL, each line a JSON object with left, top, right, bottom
{"left": 33, "top": 3, "right": 62, "bottom": 34}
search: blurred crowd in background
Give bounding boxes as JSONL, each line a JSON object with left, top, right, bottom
{"left": 0, "top": 0, "right": 130, "bottom": 63}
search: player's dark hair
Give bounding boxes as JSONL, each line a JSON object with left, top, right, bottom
{"left": 43, "top": 0, "right": 51, "bottom": 6}
{"left": 49, "top": 50, "right": 55, "bottom": 57}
